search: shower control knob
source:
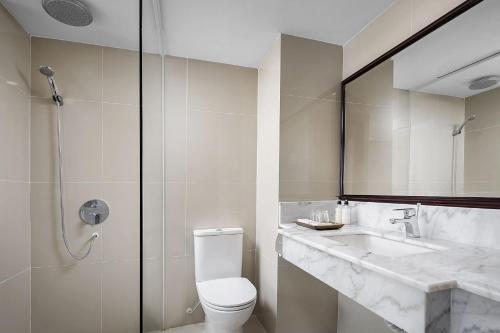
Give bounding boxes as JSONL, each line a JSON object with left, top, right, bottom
{"left": 80, "top": 199, "right": 109, "bottom": 225}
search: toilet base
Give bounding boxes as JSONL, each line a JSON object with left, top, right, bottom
{"left": 200, "top": 300, "right": 255, "bottom": 333}
{"left": 204, "top": 323, "right": 243, "bottom": 333}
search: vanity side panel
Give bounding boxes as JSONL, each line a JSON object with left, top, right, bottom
{"left": 281, "top": 236, "right": 427, "bottom": 333}
{"left": 451, "top": 289, "right": 500, "bottom": 333}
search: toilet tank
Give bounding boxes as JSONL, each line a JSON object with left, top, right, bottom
{"left": 193, "top": 228, "right": 243, "bottom": 282}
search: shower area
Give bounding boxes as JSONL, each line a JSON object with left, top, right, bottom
{"left": 0, "top": 0, "right": 142, "bottom": 332}
{"left": 0, "top": 0, "right": 259, "bottom": 332}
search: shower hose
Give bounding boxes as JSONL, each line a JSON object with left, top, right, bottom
{"left": 55, "top": 102, "right": 98, "bottom": 260}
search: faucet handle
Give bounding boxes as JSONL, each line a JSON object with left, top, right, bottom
{"left": 392, "top": 207, "right": 416, "bottom": 219}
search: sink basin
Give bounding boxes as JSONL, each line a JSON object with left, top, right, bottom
{"left": 323, "top": 234, "right": 438, "bottom": 257}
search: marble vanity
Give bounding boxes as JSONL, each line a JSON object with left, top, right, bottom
{"left": 276, "top": 201, "right": 500, "bottom": 333}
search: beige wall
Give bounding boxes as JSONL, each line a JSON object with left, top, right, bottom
{"left": 256, "top": 37, "right": 281, "bottom": 333}
{"left": 0, "top": 4, "right": 31, "bottom": 333}
{"left": 277, "top": 35, "right": 341, "bottom": 333}
{"left": 30, "top": 37, "right": 141, "bottom": 333}
{"left": 279, "top": 35, "right": 342, "bottom": 201}
{"left": 163, "top": 56, "right": 258, "bottom": 329}
{"left": 464, "top": 87, "right": 500, "bottom": 196}
{"left": 343, "top": 0, "right": 466, "bottom": 79}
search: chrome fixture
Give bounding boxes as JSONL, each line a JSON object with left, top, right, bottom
{"left": 42, "top": 0, "right": 93, "bottom": 27}
{"left": 452, "top": 114, "right": 476, "bottom": 136}
{"left": 389, "top": 205, "right": 421, "bottom": 238}
{"left": 469, "top": 75, "right": 499, "bottom": 91}
{"left": 80, "top": 200, "right": 110, "bottom": 225}
{"left": 39, "top": 67, "right": 99, "bottom": 260}
{"left": 39, "top": 66, "right": 64, "bottom": 106}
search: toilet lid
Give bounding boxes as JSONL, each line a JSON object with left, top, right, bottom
{"left": 197, "top": 277, "right": 257, "bottom": 308}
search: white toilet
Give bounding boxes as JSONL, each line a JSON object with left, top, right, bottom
{"left": 194, "top": 227, "right": 257, "bottom": 333}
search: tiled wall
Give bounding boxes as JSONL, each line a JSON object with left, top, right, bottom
{"left": 163, "top": 56, "right": 258, "bottom": 329}
{"left": 0, "top": 4, "right": 31, "bottom": 333}
{"left": 464, "top": 87, "right": 500, "bottom": 196}
{"left": 30, "top": 37, "right": 141, "bottom": 333}
{"left": 343, "top": 0, "right": 466, "bottom": 79}
{"left": 279, "top": 35, "right": 342, "bottom": 201}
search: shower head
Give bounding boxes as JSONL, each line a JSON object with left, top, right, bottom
{"left": 39, "top": 66, "right": 64, "bottom": 106}
{"left": 452, "top": 114, "right": 476, "bottom": 136}
{"left": 42, "top": 0, "right": 93, "bottom": 27}
{"left": 39, "top": 65, "right": 55, "bottom": 77}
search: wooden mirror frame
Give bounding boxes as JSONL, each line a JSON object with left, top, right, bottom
{"left": 339, "top": 0, "right": 500, "bottom": 209}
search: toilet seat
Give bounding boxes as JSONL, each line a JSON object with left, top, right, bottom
{"left": 197, "top": 277, "right": 257, "bottom": 312}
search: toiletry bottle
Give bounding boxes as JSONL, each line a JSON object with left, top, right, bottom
{"left": 342, "top": 200, "right": 351, "bottom": 225}
{"left": 335, "top": 200, "right": 343, "bottom": 224}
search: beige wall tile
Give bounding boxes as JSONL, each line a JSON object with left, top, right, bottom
{"left": 412, "top": 0, "right": 466, "bottom": 33}
{"left": 343, "top": 0, "right": 412, "bottom": 79}
{"left": 281, "top": 35, "right": 342, "bottom": 100}
{"left": 0, "top": 81, "right": 29, "bottom": 181}
{"left": 188, "top": 59, "right": 257, "bottom": 114}
{"left": 31, "top": 37, "right": 102, "bottom": 100}
{"left": 276, "top": 258, "right": 338, "bottom": 333}
{"left": 464, "top": 126, "right": 500, "bottom": 184}
{"left": 102, "top": 182, "right": 140, "bottom": 261}
{"left": 32, "top": 264, "right": 101, "bottom": 333}
{"left": 188, "top": 111, "right": 256, "bottom": 183}
{"left": 164, "top": 56, "right": 188, "bottom": 182}
{"left": 143, "top": 259, "right": 164, "bottom": 331}
{"left": 164, "top": 256, "right": 190, "bottom": 328}
{"left": 102, "top": 261, "right": 140, "bottom": 333}
{"left": 345, "top": 60, "right": 395, "bottom": 106}
{"left": 102, "top": 103, "right": 139, "bottom": 182}
{"left": 465, "top": 87, "right": 500, "bottom": 132}
{"left": 0, "top": 5, "right": 30, "bottom": 94}
{"left": 0, "top": 182, "right": 29, "bottom": 281}
{"left": 30, "top": 182, "right": 102, "bottom": 267}
{"left": 31, "top": 98, "right": 102, "bottom": 182}
{"left": 165, "top": 181, "right": 186, "bottom": 258}
{"left": 186, "top": 182, "right": 256, "bottom": 256}
{"left": 243, "top": 249, "right": 256, "bottom": 284}
{"left": 337, "top": 293, "right": 392, "bottom": 333}
{"left": 103, "top": 47, "right": 139, "bottom": 105}
{"left": 143, "top": 182, "right": 163, "bottom": 259}
{"left": 143, "top": 54, "right": 164, "bottom": 183}
{"left": 0, "top": 270, "right": 30, "bottom": 333}
{"left": 279, "top": 96, "right": 339, "bottom": 184}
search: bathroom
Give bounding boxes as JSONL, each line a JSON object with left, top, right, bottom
{"left": 1, "top": 0, "right": 499, "bottom": 332}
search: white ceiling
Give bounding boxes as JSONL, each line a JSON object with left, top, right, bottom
{"left": 392, "top": 0, "right": 500, "bottom": 98}
{"left": 1, "top": 0, "right": 395, "bottom": 68}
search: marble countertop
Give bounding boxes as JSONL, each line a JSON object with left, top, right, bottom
{"left": 278, "top": 224, "right": 500, "bottom": 303}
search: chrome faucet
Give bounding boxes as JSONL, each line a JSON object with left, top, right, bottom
{"left": 389, "top": 205, "right": 421, "bottom": 238}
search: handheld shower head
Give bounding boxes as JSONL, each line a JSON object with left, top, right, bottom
{"left": 39, "top": 66, "right": 64, "bottom": 106}
{"left": 452, "top": 114, "right": 476, "bottom": 136}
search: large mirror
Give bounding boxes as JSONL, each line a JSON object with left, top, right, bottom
{"left": 343, "top": 0, "right": 500, "bottom": 200}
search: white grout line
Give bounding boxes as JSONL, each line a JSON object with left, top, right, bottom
{"left": 30, "top": 95, "right": 139, "bottom": 107}
{"left": 0, "top": 268, "right": 30, "bottom": 287}
{"left": 161, "top": 53, "right": 166, "bottom": 330}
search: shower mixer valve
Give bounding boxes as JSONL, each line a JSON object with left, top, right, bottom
{"left": 80, "top": 199, "right": 109, "bottom": 226}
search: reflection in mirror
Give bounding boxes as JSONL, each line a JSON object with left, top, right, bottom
{"left": 344, "top": 0, "right": 500, "bottom": 197}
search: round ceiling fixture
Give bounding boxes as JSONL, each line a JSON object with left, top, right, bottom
{"left": 42, "top": 0, "right": 93, "bottom": 27}
{"left": 469, "top": 75, "right": 500, "bottom": 91}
